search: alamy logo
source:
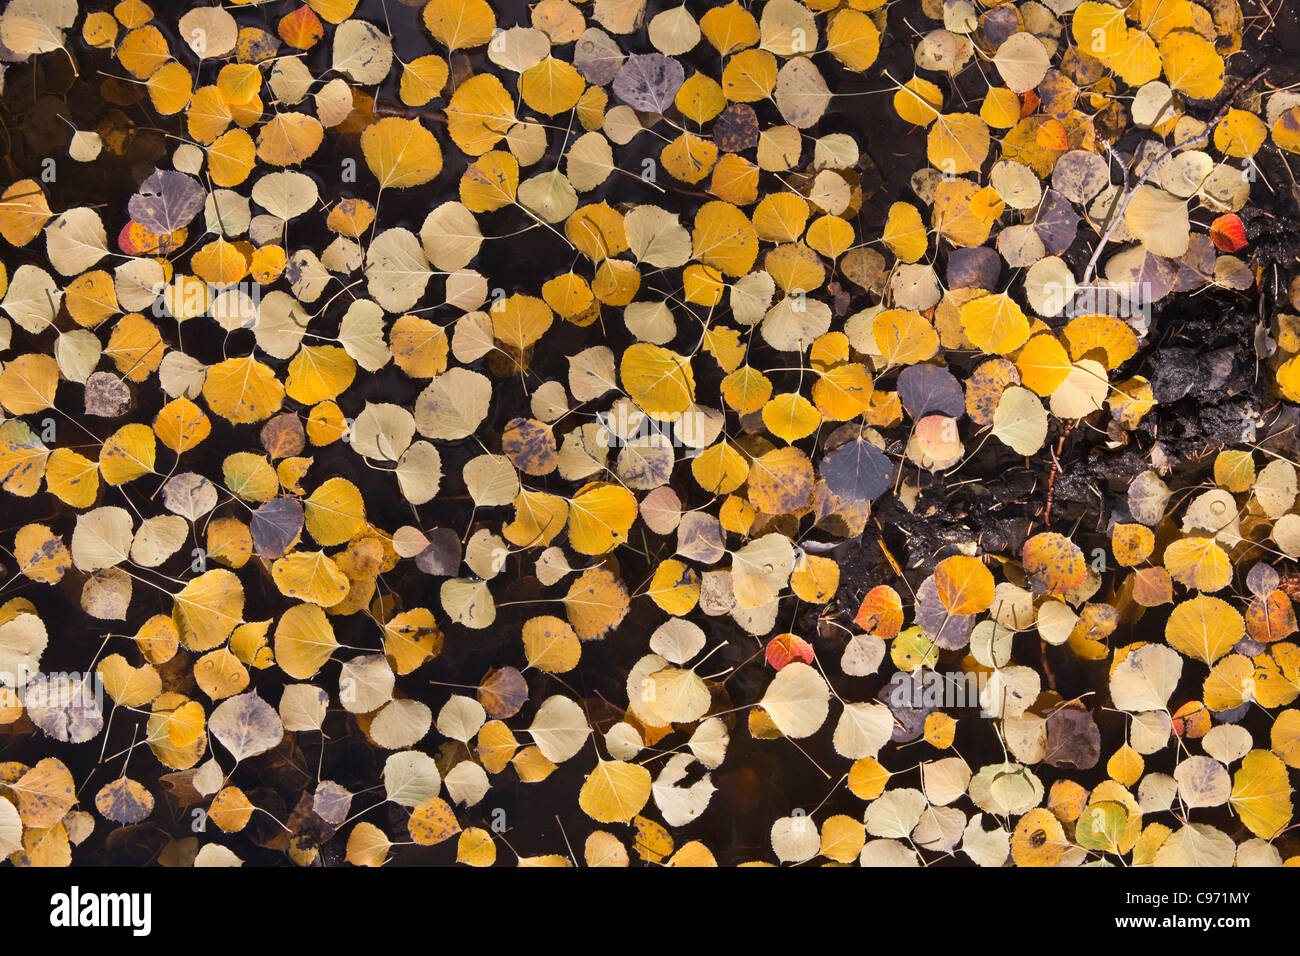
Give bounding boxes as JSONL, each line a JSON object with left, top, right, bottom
{"left": 887, "top": 669, "right": 996, "bottom": 716}
{"left": 151, "top": 277, "right": 263, "bottom": 326}
{"left": 49, "top": 887, "right": 151, "bottom": 936}
{"left": 595, "top": 405, "right": 706, "bottom": 452}
{"left": 1041, "top": 281, "right": 1155, "bottom": 324}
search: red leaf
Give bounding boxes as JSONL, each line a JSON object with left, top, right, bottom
{"left": 278, "top": 5, "right": 325, "bottom": 50}
{"left": 1210, "top": 213, "right": 1247, "bottom": 252}
{"left": 765, "top": 633, "right": 814, "bottom": 670}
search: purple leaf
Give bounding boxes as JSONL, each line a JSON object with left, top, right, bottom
{"left": 128, "top": 169, "right": 205, "bottom": 235}
{"left": 821, "top": 438, "right": 893, "bottom": 503}
{"left": 250, "top": 497, "right": 305, "bottom": 560}
{"left": 415, "top": 527, "right": 462, "bottom": 576}
{"left": 898, "top": 364, "right": 965, "bottom": 419}
{"left": 613, "top": 53, "right": 685, "bottom": 114}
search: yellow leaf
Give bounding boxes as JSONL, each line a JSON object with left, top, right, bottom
{"left": 690, "top": 441, "right": 749, "bottom": 495}
{"left": 286, "top": 345, "right": 357, "bottom": 404}
{"left": 460, "top": 151, "right": 518, "bottom": 213}
{"left": 700, "top": 1, "right": 760, "bottom": 56}
{"left": 409, "top": 797, "right": 461, "bottom": 845}
{"left": 257, "top": 112, "right": 324, "bottom": 166}
{"left": 522, "top": 615, "right": 581, "bottom": 673}
{"left": 791, "top": 553, "right": 839, "bottom": 603}
{"left": 519, "top": 56, "right": 585, "bottom": 116}
{"left": 882, "top": 202, "right": 927, "bottom": 262}
{"left": 1107, "top": 744, "right": 1144, "bottom": 787}
{"left": 806, "top": 214, "right": 854, "bottom": 259}
{"left": 579, "top": 760, "right": 652, "bottom": 824}
{"left": 423, "top": 0, "right": 495, "bottom": 51}
{"left": 620, "top": 343, "right": 695, "bottom": 418}
{"left": 446, "top": 74, "right": 516, "bottom": 156}
{"left": 1111, "top": 524, "right": 1155, "bottom": 567}
{"left": 0, "top": 179, "right": 52, "bottom": 246}
{"left": 1274, "top": 107, "right": 1300, "bottom": 155}
{"left": 933, "top": 555, "right": 994, "bottom": 614}
{"left": 960, "top": 293, "right": 1031, "bottom": 355}
{"left": 1011, "top": 807, "right": 1068, "bottom": 866}
{"left": 207, "top": 128, "right": 256, "bottom": 187}
{"left": 274, "top": 602, "right": 339, "bottom": 679}
{"left": 1231, "top": 750, "right": 1292, "bottom": 839}
{"left": 762, "top": 391, "right": 820, "bottom": 442}
{"left": 400, "top": 55, "right": 450, "bottom": 106}
{"left": 493, "top": 294, "right": 554, "bottom": 351}
{"left": 192, "top": 237, "right": 250, "bottom": 285}
{"left": 305, "top": 477, "right": 366, "bottom": 547}
{"left": 874, "top": 309, "right": 939, "bottom": 366}
{"left": 848, "top": 756, "right": 890, "bottom": 799}
{"left": 99, "top": 423, "right": 156, "bottom": 485}
{"left": 1063, "top": 313, "right": 1138, "bottom": 369}
{"left": 692, "top": 201, "right": 758, "bottom": 276}
{"left": 563, "top": 566, "right": 629, "bottom": 641}
{"left": 593, "top": 259, "right": 641, "bottom": 306}
{"left": 568, "top": 482, "right": 637, "bottom": 555}
{"left": 676, "top": 72, "right": 726, "bottom": 123}
{"left": 503, "top": 490, "right": 568, "bottom": 548}
{"left": 97, "top": 654, "right": 161, "bottom": 708}
{"left": 105, "top": 313, "right": 166, "bottom": 381}
{"left": 1160, "top": 31, "right": 1224, "bottom": 100}
{"left": 217, "top": 63, "right": 262, "bottom": 105}
{"left": 230, "top": 620, "right": 274, "bottom": 669}
{"left": 203, "top": 356, "right": 285, "bottom": 424}
{"left": 272, "top": 551, "right": 350, "bottom": 607}
{"left": 153, "top": 397, "right": 211, "bottom": 454}
{"left": 117, "top": 25, "right": 169, "bottom": 79}
{"left": 194, "top": 646, "right": 250, "bottom": 701}
{"left": 346, "top": 822, "right": 391, "bottom": 866}
{"left": 647, "top": 560, "right": 700, "bottom": 615}
{"left": 927, "top": 113, "right": 990, "bottom": 176}
{"left": 1166, "top": 594, "right": 1244, "bottom": 665}
{"left": 173, "top": 568, "right": 245, "bottom": 652}
{"left": 1022, "top": 531, "right": 1087, "bottom": 596}
{"left": 661, "top": 132, "right": 718, "bottom": 185}
{"left": 721, "top": 365, "right": 773, "bottom": 415}
{"left": 0, "top": 353, "right": 58, "bottom": 414}
{"left": 980, "top": 87, "right": 1022, "bottom": 128}
{"left": 748, "top": 446, "right": 813, "bottom": 514}
{"left": 147, "top": 61, "right": 193, "bottom": 115}
{"left": 812, "top": 363, "right": 873, "bottom": 420}
{"left": 826, "top": 9, "right": 880, "bottom": 71}
{"left": 893, "top": 76, "right": 943, "bottom": 126}
{"left": 1164, "top": 536, "right": 1231, "bottom": 592}
{"left": 924, "top": 712, "right": 957, "bottom": 748}
{"left": 456, "top": 827, "right": 497, "bottom": 866}
{"left": 12, "top": 758, "right": 75, "bottom": 828}
{"left": 1016, "top": 335, "right": 1072, "bottom": 396}
{"left": 1071, "top": 1, "right": 1126, "bottom": 55}
{"left": 753, "top": 194, "right": 809, "bottom": 244}
{"left": 361, "top": 117, "right": 443, "bottom": 188}
{"left": 721, "top": 48, "right": 777, "bottom": 102}
{"left": 1213, "top": 450, "right": 1255, "bottom": 492}
{"left": 1214, "top": 108, "right": 1267, "bottom": 159}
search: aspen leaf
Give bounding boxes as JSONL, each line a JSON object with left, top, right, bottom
{"left": 424, "top": 0, "right": 496, "bottom": 50}
{"left": 362, "top": 118, "right": 443, "bottom": 188}
{"left": 1166, "top": 595, "right": 1244, "bottom": 665}
{"left": 960, "top": 293, "right": 1031, "bottom": 356}
{"left": 760, "top": 661, "right": 829, "bottom": 738}
{"left": 579, "top": 759, "right": 652, "bottom": 823}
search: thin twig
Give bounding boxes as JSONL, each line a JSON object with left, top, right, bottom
{"left": 1042, "top": 420, "right": 1075, "bottom": 527}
